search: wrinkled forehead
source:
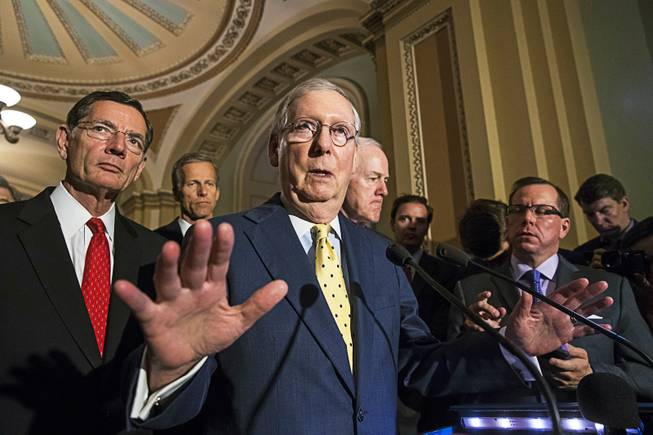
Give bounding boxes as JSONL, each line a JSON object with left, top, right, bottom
{"left": 512, "top": 184, "right": 558, "bottom": 205}
{"left": 289, "top": 90, "right": 356, "bottom": 122}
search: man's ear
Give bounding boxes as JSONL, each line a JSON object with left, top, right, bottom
{"left": 621, "top": 195, "right": 630, "bottom": 211}
{"left": 132, "top": 156, "right": 147, "bottom": 182}
{"left": 55, "top": 125, "right": 70, "bottom": 160}
{"left": 560, "top": 217, "right": 571, "bottom": 239}
{"left": 269, "top": 136, "right": 280, "bottom": 167}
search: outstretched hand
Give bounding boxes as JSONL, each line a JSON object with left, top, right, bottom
{"left": 505, "top": 278, "right": 612, "bottom": 356}
{"left": 115, "top": 220, "right": 287, "bottom": 390}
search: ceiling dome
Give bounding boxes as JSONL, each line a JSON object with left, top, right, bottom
{"left": 0, "top": 0, "right": 262, "bottom": 99}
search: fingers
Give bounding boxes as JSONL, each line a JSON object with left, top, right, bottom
{"left": 180, "top": 220, "right": 214, "bottom": 289}
{"left": 153, "top": 241, "right": 183, "bottom": 301}
{"left": 238, "top": 280, "right": 288, "bottom": 330}
{"left": 513, "top": 289, "right": 534, "bottom": 317}
{"left": 114, "top": 279, "right": 157, "bottom": 324}
{"left": 471, "top": 300, "right": 502, "bottom": 320}
{"left": 207, "top": 223, "right": 235, "bottom": 284}
{"left": 576, "top": 296, "right": 614, "bottom": 317}
{"left": 553, "top": 279, "right": 609, "bottom": 312}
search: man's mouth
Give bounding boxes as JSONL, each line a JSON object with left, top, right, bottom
{"left": 308, "top": 169, "right": 333, "bottom": 177}
{"left": 98, "top": 162, "right": 122, "bottom": 173}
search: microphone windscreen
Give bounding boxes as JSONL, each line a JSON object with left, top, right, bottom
{"left": 386, "top": 244, "right": 412, "bottom": 267}
{"left": 577, "top": 373, "right": 640, "bottom": 429}
{"left": 435, "top": 243, "right": 471, "bottom": 267}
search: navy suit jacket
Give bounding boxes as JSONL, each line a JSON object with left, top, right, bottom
{"left": 134, "top": 195, "right": 521, "bottom": 435}
{"left": 0, "top": 188, "right": 164, "bottom": 435}
{"left": 448, "top": 255, "right": 653, "bottom": 400}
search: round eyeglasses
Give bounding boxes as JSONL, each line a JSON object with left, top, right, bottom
{"left": 75, "top": 122, "right": 146, "bottom": 155}
{"left": 285, "top": 118, "right": 358, "bottom": 147}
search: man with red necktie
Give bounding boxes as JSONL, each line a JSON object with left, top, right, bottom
{"left": 0, "top": 91, "right": 164, "bottom": 434}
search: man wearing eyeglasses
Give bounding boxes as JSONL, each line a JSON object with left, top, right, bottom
{"left": 116, "top": 82, "right": 614, "bottom": 434}
{"left": 448, "top": 176, "right": 653, "bottom": 401}
{"left": 0, "top": 91, "right": 164, "bottom": 434}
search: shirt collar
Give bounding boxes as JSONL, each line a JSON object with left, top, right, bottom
{"left": 288, "top": 213, "right": 341, "bottom": 254}
{"left": 412, "top": 249, "right": 424, "bottom": 264}
{"left": 510, "top": 253, "right": 559, "bottom": 281}
{"left": 177, "top": 217, "right": 192, "bottom": 237}
{"left": 50, "top": 182, "right": 116, "bottom": 242}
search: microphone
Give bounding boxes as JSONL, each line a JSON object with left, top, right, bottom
{"left": 435, "top": 243, "right": 653, "bottom": 368}
{"left": 386, "top": 243, "right": 564, "bottom": 434}
{"left": 577, "top": 373, "right": 641, "bottom": 433}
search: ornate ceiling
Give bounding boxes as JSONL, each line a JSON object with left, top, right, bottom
{"left": 0, "top": 0, "right": 262, "bottom": 99}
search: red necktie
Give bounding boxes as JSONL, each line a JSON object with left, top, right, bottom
{"left": 81, "top": 217, "right": 111, "bottom": 357}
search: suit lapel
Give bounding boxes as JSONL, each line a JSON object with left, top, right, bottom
{"left": 493, "top": 260, "right": 520, "bottom": 310}
{"left": 553, "top": 255, "right": 579, "bottom": 289}
{"left": 17, "top": 189, "right": 102, "bottom": 367}
{"left": 104, "top": 213, "right": 141, "bottom": 361}
{"left": 338, "top": 218, "right": 383, "bottom": 384}
{"left": 242, "top": 200, "right": 355, "bottom": 395}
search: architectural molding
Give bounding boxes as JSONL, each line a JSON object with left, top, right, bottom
{"left": 400, "top": 8, "right": 473, "bottom": 199}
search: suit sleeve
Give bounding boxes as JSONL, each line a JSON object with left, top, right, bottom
{"left": 591, "top": 277, "right": 653, "bottom": 400}
{"left": 396, "top": 266, "right": 522, "bottom": 397}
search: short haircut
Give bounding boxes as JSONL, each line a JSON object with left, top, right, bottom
{"left": 66, "top": 90, "right": 154, "bottom": 149}
{"left": 390, "top": 194, "right": 433, "bottom": 224}
{"left": 0, "top": 175, "right": 18, "bottom": 201}
{"left": 509, "top": 176, "right": 570, "bottom": 218}
{"left": 171, "top": 152, "right": 218, "bottom": 202}
{"left": 459, "top": 199, "right": 507, "bottom": 258}
{"left": 574, "top": 174, "right": 627, "bottom": 205}
{"left": 269, "top": 78, "right": 361, "bottom": 149}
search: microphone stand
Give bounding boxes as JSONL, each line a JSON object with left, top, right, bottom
{"left": 388, "top": 244, "right": 563, "bottom": 434}
{"left": 435, "top": 243, "right": 653, "bottom": 368}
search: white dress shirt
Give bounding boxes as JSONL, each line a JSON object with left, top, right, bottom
{"left": 177, "top": 218, "right": 192, "bottom": 237}
{"left": 50, "top": 182, "right": 116, "bottom": 283}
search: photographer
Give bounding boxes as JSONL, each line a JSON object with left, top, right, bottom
{"left": 573, "top": 174, "right": 637, "bottom": 269}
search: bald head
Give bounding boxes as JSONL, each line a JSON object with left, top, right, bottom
{"left": 343, "top": 137, "right": 390, "bottom": 224}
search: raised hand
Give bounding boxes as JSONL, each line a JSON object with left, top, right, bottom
{"left": 505, "top": 278, "right": 612, "bottom": 356}
{"left": 114, "top": 221, "right": 287, "bottom": 390}
{"left": 464, "top": 290, "right": 507, "bottom": 331}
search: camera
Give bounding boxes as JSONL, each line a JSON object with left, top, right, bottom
{"left": 601, "top": 249, "right": 649, "bottom": 278}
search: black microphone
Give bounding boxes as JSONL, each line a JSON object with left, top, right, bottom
{"left": 435, "top": 243, "right": 653, "bottom": 368}
{"left": 577, "top": 373, "right": 641, "bottom": 433}
{"left": 386, "top": 243, "right": 564, "bottom": 434}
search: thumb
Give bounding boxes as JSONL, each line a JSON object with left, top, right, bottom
{"left": 514, "top": 290, "right": 534, "bottom": 317}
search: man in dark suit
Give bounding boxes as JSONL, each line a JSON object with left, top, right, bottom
{"left": 390, "top": 194, "right": 458, "bottom": 340}
{"left": 341, "top": 136, "right": 389, "bottom": 226}
{"left": 449, "top": 176, "right": 653, "bottom": 400}
{"left": 155, "top": 152, "right": 220, "bottom": 244}
{"left": 0, "top": 91, "right": 164, "bottom": 435}
{"left": 115, "top": 80, "right": 612, "bottom": 434}
{"left": 573, "top": 174, "right": 637, "bottom": 267}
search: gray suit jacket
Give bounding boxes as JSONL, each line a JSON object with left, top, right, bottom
{"left": 448, "top": 255, "right": 653, "bottom": 400}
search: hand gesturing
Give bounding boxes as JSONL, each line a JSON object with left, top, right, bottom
{"left": 115, "top": 220, "right": 287, "bottom": 390}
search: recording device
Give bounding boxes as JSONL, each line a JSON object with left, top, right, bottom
{"left": 577, "top": 373, "right": 641, "bottom": 434}
{"left": 386, "top": 243, "right": 564, "bottom": 434}
{"left": 601, "top": 249, "right": 648, "bottom": 278}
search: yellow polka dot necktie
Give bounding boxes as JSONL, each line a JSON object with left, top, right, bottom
{"left": 312, "top": 224, "right": 353, "bottom": 371}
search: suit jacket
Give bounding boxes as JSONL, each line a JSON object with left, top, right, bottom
{"left": 0, "top": 187, "right": 165, "bottom": 435}
{"left": 448, "top": 255, "right": 653, "bottom": 400}
{"left": 131, "top": 195, "right": 522, "bottom": 435}
{"left": 154, "top": 219, "right": 184, "bottom": 245}
{"left": 410, "top": 252, "right": 459, "bottom": 341}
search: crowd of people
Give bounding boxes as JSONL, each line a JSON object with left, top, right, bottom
{"left": 0, "top": 79, "right": 651, "bottom": 435}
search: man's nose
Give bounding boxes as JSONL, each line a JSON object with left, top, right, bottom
{"left": 106, "top": 132, "right": 127, "bottom": 156}
{"left": 378, "top": 180, "right": 388, "bottom": 196}
{"left": 312, "top": 125, "right": 334, "bottom": 154}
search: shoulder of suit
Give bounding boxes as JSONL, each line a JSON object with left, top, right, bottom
{"left": 574, "top": 236, "right": 602, "bottom": 252}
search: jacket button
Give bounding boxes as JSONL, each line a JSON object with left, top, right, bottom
{"left": 357, "top": 409, "right": 365, "bottom": 422}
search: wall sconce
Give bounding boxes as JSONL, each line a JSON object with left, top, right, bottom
{"left": 0, "top": 84, "right": 37, "bottom": 144}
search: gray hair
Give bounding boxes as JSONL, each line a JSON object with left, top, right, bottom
{"left": 357, "top": 136, "right": 382, "bottom": 149}
{"left": 269, "top": 78, "right": 361, "bottom": 148}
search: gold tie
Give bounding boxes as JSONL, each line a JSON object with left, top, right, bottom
{"left": 313, "top": 224, "right": 353, "bottom": 371}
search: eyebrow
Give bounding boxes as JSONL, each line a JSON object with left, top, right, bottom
{"left": 90, "top": 118, "right": 146, "bottom": 140}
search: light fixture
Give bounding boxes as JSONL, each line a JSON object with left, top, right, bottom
{"left": 0, "top": 84, "right": 36, "bottom": 143}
